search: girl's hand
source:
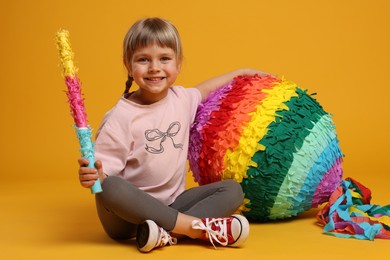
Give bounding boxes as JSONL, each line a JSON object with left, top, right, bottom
{"left": 240, "top": 68, "right": 272, "bottom": 77}
{"left": 194, "top": 68, "right": 273, "bottom": 100}
{"left": 77, "top": 158, "right": 106, "bottom": 188}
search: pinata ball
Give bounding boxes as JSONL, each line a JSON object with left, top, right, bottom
{"left": 188, "top": 74, "right": 344, "bottom": 222}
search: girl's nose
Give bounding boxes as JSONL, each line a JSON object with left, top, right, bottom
{"left": 148, "top": 61, "right": 161, "bottom": 73}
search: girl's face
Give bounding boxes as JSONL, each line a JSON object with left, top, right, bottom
{"left": 128, "top": 44, "right": 181, "bottom": 104}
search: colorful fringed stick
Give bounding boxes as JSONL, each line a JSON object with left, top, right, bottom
{"left": 56, "top": 29, "right": 102, "bottom": 194}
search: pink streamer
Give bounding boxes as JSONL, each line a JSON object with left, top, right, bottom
{"left": 65, "top": 75, "right": 88, "bottom": 128}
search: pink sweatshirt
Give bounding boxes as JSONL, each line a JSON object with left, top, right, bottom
{"left": 94, "top": 86, "right": 202, "bottom": 205}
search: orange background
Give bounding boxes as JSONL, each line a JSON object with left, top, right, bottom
{"left": 0, "top": 0, "right": 389, "bottom": 259}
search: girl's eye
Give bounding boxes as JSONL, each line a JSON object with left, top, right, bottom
{"left": 137, "top": 57, "right": 149, "bottom": 62}
{"left": 161, "top": 57, "right": 171, "bottom": 62}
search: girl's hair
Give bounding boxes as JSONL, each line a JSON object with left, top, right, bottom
{"left": 123, "top": 17, "right": 183, "bottom": 94}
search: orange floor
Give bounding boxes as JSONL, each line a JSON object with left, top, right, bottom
{"left": 1, "top": 176, "right": 388, "bottom": 260}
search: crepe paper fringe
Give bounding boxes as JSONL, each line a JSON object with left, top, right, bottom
{"left": 268, "top": 115, "right": 342, "bottom": 219}
{"left": 190, "top": 75, "right": 279, "bottom": 185}
{"left": 189, "top": 83, "right": 233, "bottom": 183}
{"left": 76, "top": 127, "right": 102, "bottom": 193}
{"left": 56, "top": 29, "right": 102, "bottom": 194}
{"left": 223, "top": 78, "right": 298, "bottom": 184}
{"left": 312, "top": 157, "right": 343, "bottom": 208}
{"left": 65, "top": 76, "right": 88, "bottom": 128}
{"left": 317, "top": 178, "right": 390, "bottom": 240}
{"left": 76, "top": 127, "right": 95, "bottom": 163}
{"left": 241, "top": 89, "right": 343, "bottom": 221}
{"left": 296, "top": 139, "right": 343, "bottom": 211}
{"left": 56, "top": 29, "right": 88, "bottom": 128}
{"left": 243, "top": 89, "right": 325, "bottom": 219}
{"left": 189, "top": 74, "right": 344, "bottom": 221}
{"left": 56, "top": 29, "right": 77, "bottom": 77}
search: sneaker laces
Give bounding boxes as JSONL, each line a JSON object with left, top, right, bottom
{"left": 192, "top": 218, "right": 228, "bottom": 248}
{"left": 156, "top": 227, "right": 178, "bottom": 248}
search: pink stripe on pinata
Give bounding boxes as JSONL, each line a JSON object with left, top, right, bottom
{"left": 312, "top": 157, "right": 343, "bottom": 207}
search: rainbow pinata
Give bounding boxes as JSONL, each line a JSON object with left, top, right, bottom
{"left": 188, "top": 74, "right": 344, "bottom": 221}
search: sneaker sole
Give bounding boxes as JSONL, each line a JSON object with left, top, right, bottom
{"left": 136, "top": 220, "right": 159, "bottom": 253}
{"left": 230, "top": 214, "right": 249, "bottom": 247}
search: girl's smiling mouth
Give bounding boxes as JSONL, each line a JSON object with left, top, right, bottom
{"left": 146, "top": 77, "right": 164, "bottom": 81}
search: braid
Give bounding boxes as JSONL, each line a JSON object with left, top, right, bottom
{"left": 124, "top": 76, "right": 133, "bottom": 94}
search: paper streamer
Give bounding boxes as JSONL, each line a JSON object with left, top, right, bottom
{"left": 317, "top": 177, "right": 390, "bottom": 240}
{"left": 56, "top": 29, "right": 102, "bottom": 194}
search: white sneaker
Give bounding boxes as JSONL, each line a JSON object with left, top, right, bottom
{"left": 136, "top": 220, "right": 177, "bottom": 253}
{"left": 192, "top": 214, "right": 249, "bottom": 248}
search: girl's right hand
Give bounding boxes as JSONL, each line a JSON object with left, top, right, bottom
{"left": 77, "top": 158, "right": 106, "bottom": 188}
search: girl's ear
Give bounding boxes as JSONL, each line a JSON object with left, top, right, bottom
{"left": 176, "top": 62, "right": 182, "bottom": 74}
{"left": 126, "top": 62, "right": 132, "bottom": 77}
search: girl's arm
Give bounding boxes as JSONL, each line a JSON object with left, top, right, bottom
{"left": 194, "top": 68, "right": 270, "bottom": 100}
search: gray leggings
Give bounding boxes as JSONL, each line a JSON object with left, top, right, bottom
{"left": 95, "top": 176, "right": 244, "bottom": 240}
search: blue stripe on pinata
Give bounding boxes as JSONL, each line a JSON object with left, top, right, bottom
{"left": 291, "top": 137, "right": 343, "bottom": 215}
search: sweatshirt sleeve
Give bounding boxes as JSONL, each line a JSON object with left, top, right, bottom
{"left": 94, "top": 110, "right": 132, "bottom": 177}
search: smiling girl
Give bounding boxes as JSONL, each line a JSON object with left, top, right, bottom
{"left": 78, "top": 17, "right": 268, "bottom": 253}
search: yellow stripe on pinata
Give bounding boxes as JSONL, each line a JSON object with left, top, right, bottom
{"left": 236, "top": 198, "right": 251, "bottom": 214}
{"left": 223, "top": 79, "right": 299, "bottom": 183}
{"left": 56, "top": 29, "right": 78, "bottom": 77}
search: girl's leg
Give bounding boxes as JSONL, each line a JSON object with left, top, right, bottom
{"left": 95, "top": 197, "right": 137, "bottom": 239}
{"left": 170, "top": 179, "right": 244, "bottom": 218}
{"left": 96, "top": 176, "right": 248, "bottom": 252}
{"left": 170, "top": 179, "right": 245, "bottom": 239}
{"left": 171, "top": 213, "right": 202, "bottom": 238}
{"left": 95, "top": 176, "right": 179, "bottom": 239}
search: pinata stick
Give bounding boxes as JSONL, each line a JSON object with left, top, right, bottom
{"left": 56, "top": 29, "right": 102, "bottom": 194}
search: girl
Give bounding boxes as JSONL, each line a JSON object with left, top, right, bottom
{"left": 78, "top": 17, "right": 268, "bottom": 253}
